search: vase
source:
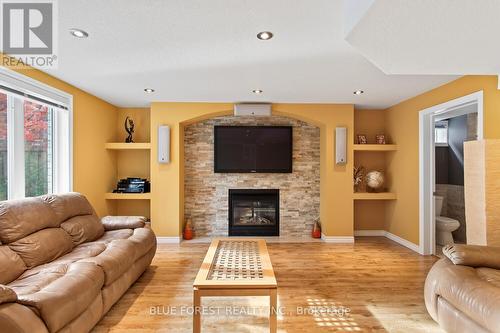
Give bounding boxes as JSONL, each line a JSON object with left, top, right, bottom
{"left": 183, "top": 219, "right": 194, "bottom": 240}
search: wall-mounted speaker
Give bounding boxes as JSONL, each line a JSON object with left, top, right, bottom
{"left": 335, "top": 127, "right": 347, "bottom": 165}
{"left": 158, "top": 125, "right": 170, "bottom": 164}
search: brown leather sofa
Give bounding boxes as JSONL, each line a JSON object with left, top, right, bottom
{"left": 425, "top": 244, "right": 500, "bottom": 333}
{"left": 0, "top": 193, "right": 156, "bottom": 333}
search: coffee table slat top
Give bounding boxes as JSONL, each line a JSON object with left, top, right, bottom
{"left": 194, "top": 238, "right": 277, "bottom": 289}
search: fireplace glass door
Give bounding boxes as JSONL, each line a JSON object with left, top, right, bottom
{"left": 229, "top": 189, "right": 279, "bottom": 236}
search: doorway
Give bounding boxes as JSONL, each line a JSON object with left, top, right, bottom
{"left": 419, "top": 91, "right": 483, "bottom": 255}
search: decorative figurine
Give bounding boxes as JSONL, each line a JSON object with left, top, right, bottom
{"left": 376, "top": 134, "right": 386, "bottom": 144}
{"left": 354, "top": 165, "right": 365, "bottom": 192}
{"left": 125, "top": 116, "right": 135, "bottom": 143}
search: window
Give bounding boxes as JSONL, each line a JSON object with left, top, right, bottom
{"left": 0, "top": 68, "right": 72, "bottom": 200}
{"left": 0, "top": 93, "right": 7, "bottom": 200}
{"left": 435, "top": 121, "right": 448, "bottom": 147}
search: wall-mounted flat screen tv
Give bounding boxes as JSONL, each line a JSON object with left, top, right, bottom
{"left": 214, "top": 126, "right": 292, "bottom": 173}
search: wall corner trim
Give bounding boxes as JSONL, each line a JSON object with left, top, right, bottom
{"left": 156, "top": 237, "right": 181, "bottom": 244}
{"left": 321, "top": 233, "right": 355, "bottom": 243}
{"left": 354, "top": 230, "right": 386, "bottom": 236}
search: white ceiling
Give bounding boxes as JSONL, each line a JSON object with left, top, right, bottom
{"left": 34, "top": 0, "right": 459, "bottom": 108}
{"left": 346, "top": 0, "right": 500, "bottom": 75}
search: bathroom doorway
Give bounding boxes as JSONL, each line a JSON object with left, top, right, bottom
{"left": 434, "top": 109, "right": 478, "bottom": 256}
{"left": 419, "top": 91, "right": 483, "bottom": 255}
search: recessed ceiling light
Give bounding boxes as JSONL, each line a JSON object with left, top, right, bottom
{"left": 353, "top": 90, "right": 364, "bottom": 95}
{"left": 69, "top": 28, "right": 88, "bottom": 38}
{"left": 144, "top": 88, "right": 155, "bottom": 93}
{"left": 252, "top": 89, "right": 263, "bottom": 94}
{"left": 256, "top": 31, "right": 273, "bottom": 40}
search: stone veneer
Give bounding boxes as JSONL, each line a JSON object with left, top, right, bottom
{"left": 184, "top": 115, "right": 320, "bottom": 238}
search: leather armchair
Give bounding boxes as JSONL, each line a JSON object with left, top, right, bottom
{"left": 425, "top": 244, "right": 500, "bottom": 333}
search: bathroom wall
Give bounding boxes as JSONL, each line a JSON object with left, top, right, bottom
{"left": 435, "top": 113, "right": 477, "bottom": 243}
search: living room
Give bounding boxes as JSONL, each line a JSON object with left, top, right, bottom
{"left": 1, "top": 1, "right": 500, "bottom": 332}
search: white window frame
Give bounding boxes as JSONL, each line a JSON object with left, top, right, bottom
{"left": 434, "top": 120, "right": 449, "bottom": 147}
{"left": 0, "top": 67, "right": 73, "bottom": 199}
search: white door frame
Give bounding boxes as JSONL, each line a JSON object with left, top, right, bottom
{"left": 419, "top": 91, "right": 484, "bottom": 255}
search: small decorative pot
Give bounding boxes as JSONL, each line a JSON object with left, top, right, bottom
{"left": 312, "top": 220, "right": 321, "bottom": 238}
{"left": 183, "top": 219, "right": 194, "bottom": 240}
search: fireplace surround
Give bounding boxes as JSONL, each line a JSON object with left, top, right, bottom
{"left": 229, "top": 189, "right": 279, "bottom": 236}
{"left": 184, "top": 115, "right": 320, "bottom": 238}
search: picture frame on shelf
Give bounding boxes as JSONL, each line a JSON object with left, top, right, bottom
{"left": 357, "top": 134, "right": 367, "bottom": 144}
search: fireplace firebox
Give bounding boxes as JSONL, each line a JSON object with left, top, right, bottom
{"left": 228, "top": 189, "right": 279, "bottom": 236}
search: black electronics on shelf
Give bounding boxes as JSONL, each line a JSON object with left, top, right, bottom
{"left": 113, "top": 178, "right": 150, "bottom": 193}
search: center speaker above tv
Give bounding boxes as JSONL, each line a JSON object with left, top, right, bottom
{"left": 214, "top": 126, "right": 292, "bottom": 173}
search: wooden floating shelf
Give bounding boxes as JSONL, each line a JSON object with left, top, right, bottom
{"left": 353, "top": 192, "right": 397, "bottom": 200}
{"left": 353, "top": 144, "right": 397, "bottom": 151}
{"left": 105, "top": 143, "right": 151, "bottom": 150}
{"left": 105, "top": 193, "right": 151, "bottom": 200}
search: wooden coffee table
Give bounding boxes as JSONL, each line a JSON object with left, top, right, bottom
{"left": 193, "top": 238, "right": 278, "bottom": 333}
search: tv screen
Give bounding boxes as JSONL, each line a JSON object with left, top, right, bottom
{"left": 214, "top": 126, "right": 292, "bottom": 173}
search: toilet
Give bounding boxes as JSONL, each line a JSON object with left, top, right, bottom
{"left": 435, "top": 195, "right": 460, "bottom": 245}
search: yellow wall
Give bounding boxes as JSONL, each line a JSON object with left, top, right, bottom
{"left": 4, "top": 62, "right": 118, "bottom": 216}
{"left": 150, "top": 102, "right": 354, "bottom": 237}
{"left": 385, "top": 75, "right": 500, "bottom": 245}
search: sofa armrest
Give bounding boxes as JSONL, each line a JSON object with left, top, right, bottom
{"left": 101, "top": 216, "right": 146, "bottom": 231}
{"left": 0, "top": 303, "right": 49, "bottom": 333}
{"left": 424, "top": 258, "right": 500, "bottom": 332}
{"left": 443, "top": 244, "right": 500, "bottom": 269}
{"left": 0, "top": 285, "right": 17, "bottom": 304}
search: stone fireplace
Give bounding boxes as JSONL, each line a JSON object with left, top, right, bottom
{"left": 229, "top": 189, "right": 279, "bottom": 236}
{"left": 184, "top": 115, "right": 320, "bottom": 238}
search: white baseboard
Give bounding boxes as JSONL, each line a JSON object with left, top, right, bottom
{"left": 321, "top": 233, "right": 355, "bottom": 243}
{"left": 354, "top": 230, "right": 386, "bottom": 236}
{"left": 156, "top": 236, "right": 181, "bottom": 244}
{"left": 354, "top": 230, "right": 420, "bottom": 253}
{"left": 384, "top": 231, "right": 421, "bottom": 253}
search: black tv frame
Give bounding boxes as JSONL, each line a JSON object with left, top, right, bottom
{"left": 214, "top": 125, "right": 293, "bottom": 173}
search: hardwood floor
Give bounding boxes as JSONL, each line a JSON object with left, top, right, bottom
{"left": 92, "top": 237, "right": 442, "bottom": 333}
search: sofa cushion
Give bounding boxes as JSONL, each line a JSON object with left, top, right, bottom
{"left": 8, "top": 228, "right": 74, "bottom": 269}
{"left": 101, "top": 216, "right": 146, "bottom": 230}
{"left": 60, "top": 215, "right": 104, "bottom": 246}
{"left": 42, "top": 192, "right": 95, "bottom": 224}
{"left": 0, "top": 246, "right": 27, "bottom": 284}
{"left": 15, "top": 262, "right": 104, "bottom": 333}
{"left": 80, "top": 240, "right": 136, "bottom": 286}
{"left": 14, "top": 242, "right": 107, "bottom": 289}
{"left": 0, "top": 198, "right": 58, "bottom": 244}
{"left": 0, "top": 285, "right": 17, "bottom": 304}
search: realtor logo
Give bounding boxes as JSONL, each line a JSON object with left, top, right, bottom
{"left": 1, "top": 0, "right": 58, "bottom": 68}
